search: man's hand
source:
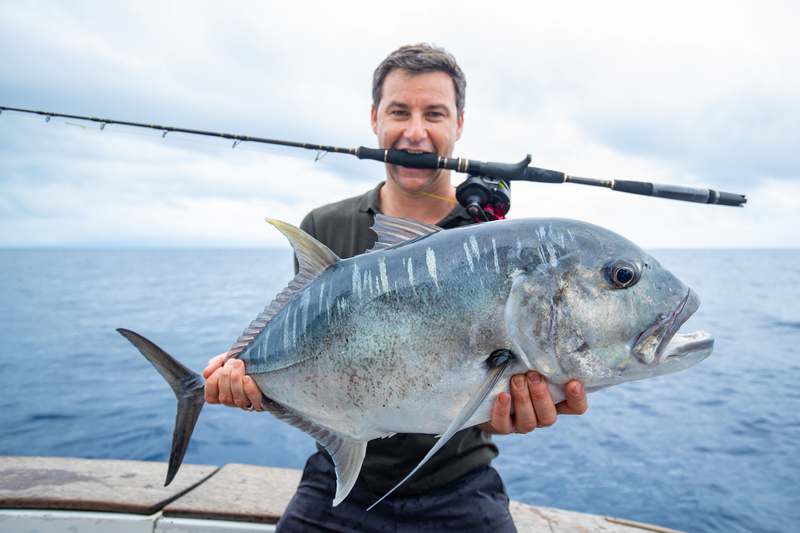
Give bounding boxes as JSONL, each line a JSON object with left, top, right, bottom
{"left": 478, "top": 371, "right": 587, "bottom": 435}
{"left": 203, "top": 354, "right": 265, "bottom": 412}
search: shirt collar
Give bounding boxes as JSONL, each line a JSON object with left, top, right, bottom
{"left": 358, "top": 181, "right": 472, "bottom": 227}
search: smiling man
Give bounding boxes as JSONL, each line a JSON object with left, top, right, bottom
{"left": 371, "top": 67, "right": 463, "bottom": 224}
{"left": 204, "top": 44, "right": 588, "bottom": 532}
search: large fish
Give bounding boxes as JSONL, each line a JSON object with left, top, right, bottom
{"left": 119, "top": 215, "right": 714, "bottom": 508}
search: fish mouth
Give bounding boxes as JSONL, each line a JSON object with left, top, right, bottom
{"left": 631, "top": 289, "right": 714, "bottom": 366}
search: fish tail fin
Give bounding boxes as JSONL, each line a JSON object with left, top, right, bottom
{"left": 117, "top": 328, "right": 205, "bottom": 486}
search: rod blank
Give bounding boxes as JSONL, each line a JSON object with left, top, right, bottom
{"left": 1, "top": 106, "right": 747, "bottom": 207}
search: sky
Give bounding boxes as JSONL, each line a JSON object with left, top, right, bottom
{"left": 1, "top": 0, "right": 798, "bottom": 249}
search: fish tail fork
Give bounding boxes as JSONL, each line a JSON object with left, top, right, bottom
{"left": 117, "top": 328, "right": 205, "bottom": 486}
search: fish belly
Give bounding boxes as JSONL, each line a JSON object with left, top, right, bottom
{"left": 252, "top": 299, "right": 521, "bottom": 440}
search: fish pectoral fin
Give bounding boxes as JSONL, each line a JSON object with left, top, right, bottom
{"left": 367, "top": 357, "right": 513, "bottom": 511}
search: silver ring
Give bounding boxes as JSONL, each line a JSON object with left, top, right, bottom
{"left": 244, "top": 405, "right": 255, "bottom": 412}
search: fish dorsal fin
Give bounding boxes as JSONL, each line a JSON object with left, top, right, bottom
{"left": 368, "top": 214, "right": 442, "bottom": 252}
{"left": 267, "top": 219, "right": 340, "bottom": 280}
{"left": 227, "top": 220, "right": 339, "bottom": 360}
{"left": 367, "top": 355, "right": 514, "bottom": 511}
{"left": 259, "top": 396, "right": 367, "bottom": 507}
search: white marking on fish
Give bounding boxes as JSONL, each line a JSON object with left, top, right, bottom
{"left": 470, "top": 235, "right": 480, "bottom": 260}
{"left": 365, "top": 271, "right": 373, "bottom": 298}
{"left": 292, "top": 307, "right": 298, "bottom": 345}
{"left": 352, "top": 263, "right": 362, "bottom": 301}
{"left": 463, "top": 242, "right": 474, "bottom": 272}
{"left": 492, "top": 238, "right": 499, "bottom": 274}
{"left": 567, "top": 229, "right": 577, "bottom": 245}
{"left": 537, "top": 246, "right": 546, "bottom": 264}
{"left": 516, "top": 237, "right": 522, "bottom": 260}
{"left": 283, "top": 312, "right": 290, "bottom": 350}
{"left": 407, "top": 257, "right": 415, "bottom": 286}
{"left": 546, "top": 242, "right": 558, "bottom": 268}
{"left": 326, "top": 294, "right": 331, "bottom": 323}
{"left": 426, "top": 248, "right": 439, "bottom": 291}
{"left": 379, "top": 257, "right": 389, "bottom": 294}
{"left": 318, "top": 281, "right": 326, "bottom": 314}
{"left": 301, "top": 290, "right": 310, "bottom": 333}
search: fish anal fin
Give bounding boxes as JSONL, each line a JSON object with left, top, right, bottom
{"left": 368, "top": 214, "right": 442, "bottom": 252}
{"left": 258, "top": 394, "right": 366, "bottom": 507}
{"left": 367, "top": 355, "right": 513, "bottom": 510}
{"left": 326, "top": 436, "right": 368, "bottom": 507}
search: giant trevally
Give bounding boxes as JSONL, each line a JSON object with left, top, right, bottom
{"left": 118, "top": 215, "right": 714, "bottom": 508}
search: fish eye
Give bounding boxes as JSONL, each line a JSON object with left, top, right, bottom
{"left": 605, "top": 261, "right": 639, "bottom": 289}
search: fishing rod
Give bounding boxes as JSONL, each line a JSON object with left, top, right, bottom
{"left": 1, "top": 107, "right": 748, "bottom": 219}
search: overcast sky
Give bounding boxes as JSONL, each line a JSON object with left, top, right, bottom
{"left": 1, "top": 1, "right": 798, "bottom": 249}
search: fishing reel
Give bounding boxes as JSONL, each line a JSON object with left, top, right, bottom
{"left": 456, "top": 176, "right": 511, "bottom": 222}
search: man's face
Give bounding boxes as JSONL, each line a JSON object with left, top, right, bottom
{"left": 371, "top": 69, "right": 464, "bottom": 195}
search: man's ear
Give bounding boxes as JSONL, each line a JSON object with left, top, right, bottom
{"left": 456, "top": 110, "right": 464, "bottom": 141}
{"left": 371, "top": 104, "right": 378, "bottom": 135}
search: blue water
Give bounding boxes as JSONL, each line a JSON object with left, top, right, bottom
{"left": 1, "top": 249, "right": 798, "bottom": 533}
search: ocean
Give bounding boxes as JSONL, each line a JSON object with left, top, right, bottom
{"left": 1, "top": 248, "right": 798, "bottom": 533}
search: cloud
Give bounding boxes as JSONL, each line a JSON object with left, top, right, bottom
{"left": 1, "top": 0, "right": 797, "bottom": 249}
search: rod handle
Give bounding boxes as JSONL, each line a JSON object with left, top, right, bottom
{"left": 355, "top": 147, "right": 440, "bottom": 168}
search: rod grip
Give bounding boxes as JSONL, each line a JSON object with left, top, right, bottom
{"left": 356, "top": 148, "right": 440, "bottom": 169}
{"left": 612, "top": 180, "right": 655, "bottom": 196}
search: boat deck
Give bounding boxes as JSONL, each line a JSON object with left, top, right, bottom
{"left": 0, "top": 456, "right": 682, "bottom": 532}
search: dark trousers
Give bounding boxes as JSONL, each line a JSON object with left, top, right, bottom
{"left": 276, "top": 452, "right": 517, "bottom": 532}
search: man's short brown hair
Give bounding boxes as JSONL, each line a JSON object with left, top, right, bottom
{"left": 372, "top": 43, "right": 466, "bottom": 114}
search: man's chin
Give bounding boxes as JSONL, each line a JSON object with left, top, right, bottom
{"left": 390, "top": 174, "right": 438, "bottom": 194}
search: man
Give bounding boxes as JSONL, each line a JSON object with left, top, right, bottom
{"left": 204, "top": 44, "right": 588, "bottom": 532}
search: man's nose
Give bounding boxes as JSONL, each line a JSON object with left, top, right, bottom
{"left": 402, "top": 114, "right": 427, "bottom": 143}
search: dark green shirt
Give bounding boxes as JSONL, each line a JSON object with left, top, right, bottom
{"left": 299, "top": 182, "right": 500, "bottom": 496}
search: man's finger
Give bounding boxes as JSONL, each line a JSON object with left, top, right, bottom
{"left": 486, "top": 393, "right": 514, "bottom": 435}
{"left": 204, "top": 368, "right": 221, "bottom": 404}
{"left": 509, "top": 373, "right": 538, "bottom": 433}
{"left": 556, "top": 381, "right": 588, "bottom": 416}
{"left": 243, "top": 376, "right": 264, "bottom": 412}
{"left": 202, "top": 353, "right": 227, "bottom": 379}
{"left": 527, "top": 372, "right": 558, "bottom": 428}
{"left": 229, "top": 360, "right": 249, "bottom": 408}
{"left": 217, "top": 361, "right": 234, "bottom": 406}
